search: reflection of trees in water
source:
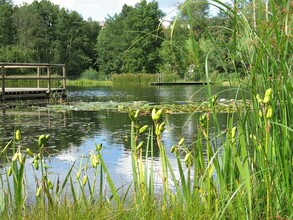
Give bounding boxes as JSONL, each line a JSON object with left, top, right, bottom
{"left": 48, "top": 111, "right": 103, "bottom": 153}
{"left": 0, "top": 107, "right": 238, "bottom": 163}
{"left": 0, "top": 108, "right": 143, "bottom": 158}
{"left": 0, "top": 109, "right": 102, "bottom": 156}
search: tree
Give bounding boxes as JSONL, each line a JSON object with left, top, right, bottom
{"left": 95, "top": 14, "right": 127, "bottom": 75}
{"left": 159, "top": 22, "right": 189, "bottom": 78}
{"left": 54, "top": 10, "right": 93, "bottom": 78}
{"left": 95, "top": 0, "right": 164, "bottom": 75}
{"left": 12, "top": 0, "right": 60, "bottom": 63}
{"left": 11, "top": 0, "right": 99, "bottom": 78}
{"left": 122, "top": 0, "right": 164, "bottom": 73}
{"left": 179, "top": 0, "right": 209, "bottom": 35}
{"left": 176, "top": 0, "right": 210, "bottom": 79}
{"left": 85, "top": 18, "right": 101, "bottom": 69}
{"left": 0, "top": 0, "right": 16, "bottom": 46}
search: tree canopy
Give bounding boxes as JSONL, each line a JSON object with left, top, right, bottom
{"left": 96, "top": 0, "right": 164, "bottom": 75}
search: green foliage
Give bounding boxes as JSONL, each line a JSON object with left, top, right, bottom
{"left": 121, "top": 0, "right": 164, "bottom": 73}
{"left": 112, "top": 73, "right": 179, "bottom": 85}
{"left": 179, "top": 0, "right": 209, "bottom": 33}
{"left": 0, "top": 0, "right": 100, "bottom": 79}
{"left": 95, "top": 16, "right": 125, "bottom": 75}
{"left": 54, "top": 9, "right": 95, "bottom": 79}
{"left": 0, "top": 0, "right": 15, "bottom": 46}
{"left": 95, "top": 0, "right": 164, "bottom": 75}
{"left": 66, "top": 79, "right": 112, "bottom": 87}
{"left": 159, "top": 23, "right": 189, "bottom": 78}
{"left": 80, "top": 67, "right": 107, "bottom": 81}
{"left": 0, "top": 45, "right": 36, "bottom": 63}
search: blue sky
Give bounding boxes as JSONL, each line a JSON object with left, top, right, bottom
{"left": 13, "top": 0, "right": 185, "bottom": 21}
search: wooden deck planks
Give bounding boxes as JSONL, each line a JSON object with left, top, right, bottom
{"left": 0, "top": 88, "right": 66, "bottom": 100}
{"left": 149, "top": 82, "right": 214, "bottom": 86}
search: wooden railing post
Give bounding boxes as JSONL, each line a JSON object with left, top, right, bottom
{"left": 47, "top": 66, "right": 51, "bottom": 93}
{"left": 62, "top": 66, "right": 66, "bottom": 90}
{"left": 37, "top": 67, "right": 40, "bottom": 88}
{"left": 1, "top": 65, "right": 5, "bottom": 101}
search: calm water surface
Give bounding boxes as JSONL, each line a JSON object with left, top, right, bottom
{"left": 0, "top": 84, "right": 238, "bottom": 189}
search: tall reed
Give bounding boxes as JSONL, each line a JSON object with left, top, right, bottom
{"left": 0, "top": 0, "right": 291, "bottom": 219}
{"left": 112, "top": 73, "right": 180, "bottom": 85}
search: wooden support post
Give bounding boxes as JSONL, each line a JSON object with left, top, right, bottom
{"left": 47, "top": 66, "right": 51, "bottom": 93}
{"left": 1, "top": 65, "right": 5, "bottom": 101}
{"left": 62, "top": 66, "right": 66, "bottom": 90}
{"left": 37, "top": 67, "right": 40, "bottom": 88}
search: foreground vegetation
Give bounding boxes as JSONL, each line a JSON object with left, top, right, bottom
{"left": 0, "top": 84, "right": 292, "bottom": 219}
{"left": 0, "top": 0, "right": 292, "bottom": 219}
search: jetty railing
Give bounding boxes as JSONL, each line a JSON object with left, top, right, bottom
{"left": 0, "top": 63, "right": 66, "bottom": 100}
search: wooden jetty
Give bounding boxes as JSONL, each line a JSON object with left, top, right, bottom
{"left": 0, "top": 63, "right": 66, "bottom": 101}
{"left": 150, "top": 81, "right": 214, "bottom": 86}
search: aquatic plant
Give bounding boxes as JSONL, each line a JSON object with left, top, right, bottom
{"left": 112, "top": 73, "right": 180, "bottom": 85}
{"left": 49, "top": 98, "right": 252, "bottom": 114}
{"left": 1, "top": 86, "right": 292, "bottom": 219}
{"left": 67, "top": 79, "right": 112, "bottom": 87}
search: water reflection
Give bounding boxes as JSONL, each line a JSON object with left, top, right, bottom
{"left": 67, "top": 84, "right": 244, "bottom": 103}
{"left": 0, "top": 84, "right": 238, "bottom": 189}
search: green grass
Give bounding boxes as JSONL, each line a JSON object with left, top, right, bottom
{"left": 67, "top": 79, "right": 112, "bottom": 87}
{"left": 112, "top": 73, "right": 180, "bottom": 85}
{"left": 67, "top": 73, "right": 180, "bottom": 87}
{"left": 4, "top": 79, "right": 62, "bottom": 88}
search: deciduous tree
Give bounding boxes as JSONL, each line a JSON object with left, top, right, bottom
{"left": 95, "top": 0, "right": 164, "bottom": 75}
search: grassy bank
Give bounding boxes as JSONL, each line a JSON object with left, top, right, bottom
{"left": 67, "top": 79, "right": 112, "bottom": 87}
{"left": 112, "top": 73, "right": 180, "bottom": 85}
{"left": 68, "top": 73, "right": 180, "bottom": 87}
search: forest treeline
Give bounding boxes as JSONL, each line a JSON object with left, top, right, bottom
{"left": 0, "top": 0, "right": 283, "bottom": 80}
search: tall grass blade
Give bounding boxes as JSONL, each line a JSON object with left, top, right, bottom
{"left": 97, "top": 150, "right": 120, "bottom": 205}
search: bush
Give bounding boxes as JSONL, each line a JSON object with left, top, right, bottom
{"left": 80, "top": 68, "right": 108, "bottom": 81}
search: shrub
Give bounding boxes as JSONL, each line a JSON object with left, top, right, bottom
{"left": 80, "top": 68, "right": 108, "bottom": 81}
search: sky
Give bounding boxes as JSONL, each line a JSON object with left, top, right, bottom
{"left": 12, "top": 0, "right": 186, "bottom": 22}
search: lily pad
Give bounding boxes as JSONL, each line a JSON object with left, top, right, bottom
{"left": 48, "top": 99, "right": 252, "bottom": 114}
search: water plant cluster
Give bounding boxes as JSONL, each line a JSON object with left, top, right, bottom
{"left": 49, "top": 98, "right": 251, "bottom": 114}
{"left": 66, "top": 79, "right": 112, "bottom": 87}
{"left": 112, "top": 73, "right": 180, "bottom": 85}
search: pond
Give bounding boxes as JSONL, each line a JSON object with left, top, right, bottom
{"left": 0, "top": 84, "right": 241, "bottom": 190}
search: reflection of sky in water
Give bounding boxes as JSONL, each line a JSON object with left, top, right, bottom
{"left": 68, "top": 88, "right": 129, "bottom": 102}
{"left": 68, "top": 90, "right": 110, "bottom": 97}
